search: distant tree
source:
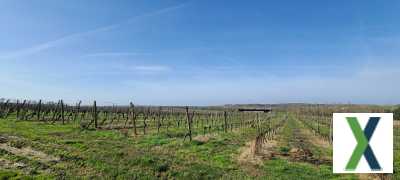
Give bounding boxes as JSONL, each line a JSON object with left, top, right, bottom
{"left": 394, "top": 106, "right": 400, "bottom": 120}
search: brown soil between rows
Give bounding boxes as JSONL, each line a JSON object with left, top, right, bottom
{"left": 237, "top": 139, "right": 276, "bottom": 177}
{"left": 236, "top": 125, "right": 288, "bottom": 177}
{"left": 286, "top": 121, "right": 332, "bottom": 165}
{"left": 238, "top": 139, "right": 278, "bottom": 166}
{"left": 237, "top": 119, "right": 336, "bottom": 173}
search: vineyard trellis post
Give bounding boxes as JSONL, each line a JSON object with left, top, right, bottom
{"left": 224, "top": 111, "right": 227, "bottom": 133}
{"left": 93, "top": 101, "right": 98, "bottom": 128}
{"left": 17, "top": 100, "right": 22, "bottom": 120}
{"left": 130, "top": 102, "right": 137, "bottom": 135}
{"left": 61, "top": 100, "right": 65, "bottom": 124}
{"left": 37, "top": 100, "right": 42, "bottom": 121}
{"left": 185, "top": 106, "right": 193, "bottom": 141}
{"left": 157, "top": 107, "right": 162, "bottom": 134}
{"left": 124, "top": 105, "right": 129, "bottom": 128}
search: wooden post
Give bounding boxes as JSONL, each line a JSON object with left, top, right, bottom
{"left": 37, "top": 100, "right": 42, "bottom": 121}
{"left": 16, "top": 100, "right": 21, "bottom": 120}
{"left": 185, "top": 106, "right": 192, "bottom": 141}
{"left": 93, "top": 101, "right": 98, "bottom": 128}
{"left": 130, "top": 102, "right": 137, "bottom": 135}
{"left": 61, "top": 100, "right": 65, "bottom": 124}
{"left": 231, "top": 115, "right": 233, "bottom": 132}
{"left": 224, "top": 111, "right": 227, "bottom": 133}
{"left": 157, "top": 107, "right": 162, "bottom": 134}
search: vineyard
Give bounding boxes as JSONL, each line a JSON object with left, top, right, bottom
{"left": 0, "top": 100, "right": 279, "bottom": 141}
{"left": 0, "top": 99, "right": 398, "bottom": 179}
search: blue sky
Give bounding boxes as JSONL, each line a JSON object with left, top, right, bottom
{"left": 0, "top": 0, "right": 399, "bottom": 105}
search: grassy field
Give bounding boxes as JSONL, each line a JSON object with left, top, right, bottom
{"left": 0, "top": 113, "right": 398, "bottom": 179}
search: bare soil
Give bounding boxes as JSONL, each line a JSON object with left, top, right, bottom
{"left": 0, "top": 136, "right": 60, "bottom": 164}
{"left": 193, "top": 134, "right": 214, "bottom": 143}
{"left": 237, "top": 129, "right": 282, "bottom": 177}
{"left": 237, "top": 140, "right": 265, "bottom": 176}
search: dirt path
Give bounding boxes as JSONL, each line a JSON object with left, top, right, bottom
{"left": 0, "top": 143, "right": 60, "bottom": 164}
{"left": 263, "top": 116, "right": 334, "bottom": 166}
{"left": 237, "top": 125, "right": 283, "bottom": 176}
{"left": 289, "top": 128, "right": 315, "bottom": 161}
{"left": 237, "top": 140, "right": 265, "bottom": 176}
{"left": 0, "top": 136, "right": 60, "bottom": 164}
{"left": 238, "top": 138, "right": 279, "bottom": 165}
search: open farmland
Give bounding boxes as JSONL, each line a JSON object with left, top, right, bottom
{"left": 0, "top": 100, "right": 398, "bottom": 179}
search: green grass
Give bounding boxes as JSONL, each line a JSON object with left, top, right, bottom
{"left": 0, "top": 117, "right": 257, "bottom": 179}
{"left": 0, "top": 169, "right": 30, "bottom": 180}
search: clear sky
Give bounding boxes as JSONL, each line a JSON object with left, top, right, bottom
{"left": 0, "top": 0, "right": 399, "bottom": 105}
